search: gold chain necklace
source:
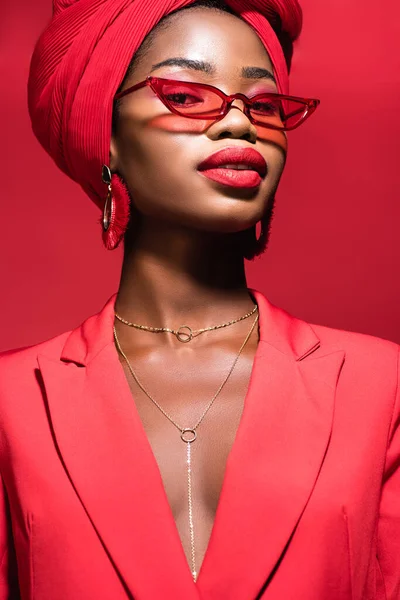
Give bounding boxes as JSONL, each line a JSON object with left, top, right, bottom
{"left": 113, "top": 310, "right": 259, "bottom": 582}
{"left": 114, "top": 303, "right": 258, "bottom": 343}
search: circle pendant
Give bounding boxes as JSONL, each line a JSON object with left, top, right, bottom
{"left": 176, "top": 326, "right": 193, "bottom": 343}
{"left": 181, "top": 429, "right": 197, "bottom": 443}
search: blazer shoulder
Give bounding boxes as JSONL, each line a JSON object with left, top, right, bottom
{"left": 309, "top": 320, "right": 399, "bottom": 357}
{"left": 302, "top": 321, "right": 399, "bottom": 415}
{"left": 308, "top": 320, "right": 399, "bottom": 392}
{"left": 0, "top": 329, "right": 72, "bottom": 374}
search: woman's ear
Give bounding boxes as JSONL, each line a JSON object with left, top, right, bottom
{"left": 109, "top": 136, "right": 119, "bottom": 172}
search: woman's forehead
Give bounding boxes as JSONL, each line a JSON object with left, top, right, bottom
{"left": 136, "top": 8, "right": 274, "bottom": 75}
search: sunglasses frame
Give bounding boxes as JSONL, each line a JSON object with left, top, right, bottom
{"left": 115, "top": 76, "right": 320, "bottom": 131}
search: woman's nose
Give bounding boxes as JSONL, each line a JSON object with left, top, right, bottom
{"left": 206, "top": 98, "right": 258, "bottom": 142}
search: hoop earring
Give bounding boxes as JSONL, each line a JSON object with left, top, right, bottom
{"left": 101, "top": 165, "right": 130, "bottom": 250}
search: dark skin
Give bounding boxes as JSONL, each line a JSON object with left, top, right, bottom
{"left": 110, "top": 8, "right": 287, "bottom": 576}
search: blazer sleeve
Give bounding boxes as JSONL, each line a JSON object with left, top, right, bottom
{"left": 377, "top": 345, "right": 400, "bottom": 599}
{"left": 0, "top": 471, "right": 20, "bottom": 599}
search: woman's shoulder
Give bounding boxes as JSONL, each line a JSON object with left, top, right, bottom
{"left": 309, "top": 319, "right": 399, "bottom": 356}
{"left": 305, "top": 319, "right": 399, "bottom": 396}
{"left": 0, "top": 329, "right": 72, "bottom": 374}
{"left": 0, "top": 293, "right": 117, "bottom": 376}
{"left": 261, "top": 293, "right": 399, "bottom": 389}
{"left": 254, "top": 290, "right": 399, "bottom": 365}
{"left": 308, "top": 318, "right": 399, "bottom": 367}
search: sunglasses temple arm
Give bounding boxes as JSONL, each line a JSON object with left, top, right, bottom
{"left": 284, "top": 105, "right": 310, "bottom": 119}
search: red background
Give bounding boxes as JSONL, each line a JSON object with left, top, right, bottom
{"left": 1, "top": 0, "right": 399, "bottom": 352}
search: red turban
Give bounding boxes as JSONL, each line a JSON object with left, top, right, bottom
{"left": 28, "top": 0, "right": 302, "bottom": 210}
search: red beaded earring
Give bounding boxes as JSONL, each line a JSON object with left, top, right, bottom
{"left": 101, "top": 165, "right": 131, "bottom": 250}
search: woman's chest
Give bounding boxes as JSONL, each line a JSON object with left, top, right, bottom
{"left": 119, "top": 349, "right": 256, "bottom": 574}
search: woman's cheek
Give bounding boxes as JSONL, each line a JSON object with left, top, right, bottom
{"left": 148, "top": 113, "right": 210, "bottom": 133}
{"left": 256, "top": 127, "right": 288, "bottom": 152}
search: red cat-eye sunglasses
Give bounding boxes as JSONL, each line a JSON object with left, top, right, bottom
{"left": 115, "top": 76, "right": 320, "bottom": 131}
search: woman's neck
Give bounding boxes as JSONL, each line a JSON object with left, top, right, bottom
{"left": 115, "top": 219, "right": 255, "bottom": 334}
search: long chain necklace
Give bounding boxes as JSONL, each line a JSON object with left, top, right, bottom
{"left": 113, "top": 310, "right": 259, "bottom": 582}
{"left": 114, "top": 303, "right": 258, "bottom": 343}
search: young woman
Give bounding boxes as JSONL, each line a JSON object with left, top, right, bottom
{"left": 0, "top": 1, "right": 399, "bottom": 598}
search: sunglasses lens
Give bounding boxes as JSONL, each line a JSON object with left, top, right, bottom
{"left": 161, "top": 82, "right": 222, "bottom": 117}
{"left": 250, "top": 95, "right": 309, "bottom": 129}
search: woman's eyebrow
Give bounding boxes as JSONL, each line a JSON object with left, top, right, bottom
{"left": 242, "top": 66, "right": 276, "bottom": 83}
{"left": 150, "top": 58, "right": 214, "bottom": 74}
{"left": 150, "top": 58, "right": 276, "bottom": 82}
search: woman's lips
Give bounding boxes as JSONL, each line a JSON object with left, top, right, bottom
{"left": 197, "top": 146, "right": 267, "bottom": 189}
{"left": 198, "top": 168, "right": 262, "bottom": 188}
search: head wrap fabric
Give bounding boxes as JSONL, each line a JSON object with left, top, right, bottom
{"left": 28, "top": 0, "right": 303, "bottom": 209}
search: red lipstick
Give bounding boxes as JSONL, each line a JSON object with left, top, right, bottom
{"left": 197, "top": 147, "right": 268, "bottom": 189}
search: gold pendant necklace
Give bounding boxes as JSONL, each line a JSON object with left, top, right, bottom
{"left": 113, "top": 310, "right": 259, "bottom": 581}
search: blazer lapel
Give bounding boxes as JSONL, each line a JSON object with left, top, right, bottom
{"left": 196, "top": 290, "right": 345, "bottom": 599}
{"left": 37, "top": 294, "right": 201, "bottom": 600}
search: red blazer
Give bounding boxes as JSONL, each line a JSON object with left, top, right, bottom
{"left": 0, "top": 289, "right": 399, "bottom": 600}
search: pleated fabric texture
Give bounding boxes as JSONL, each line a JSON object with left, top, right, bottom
{"left": 28, "top": 0, "right": 303, "bottom": 209}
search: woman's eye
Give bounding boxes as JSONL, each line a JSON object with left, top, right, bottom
{"left": 165, "top": 92, "right": 202, "bottom": 106}
{"left": 251, "top": 100, "right": 279, "bottom": 115}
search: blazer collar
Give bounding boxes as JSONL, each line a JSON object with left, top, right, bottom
{"left": 59, "top": 288, "right": 321, "bottom": 366}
